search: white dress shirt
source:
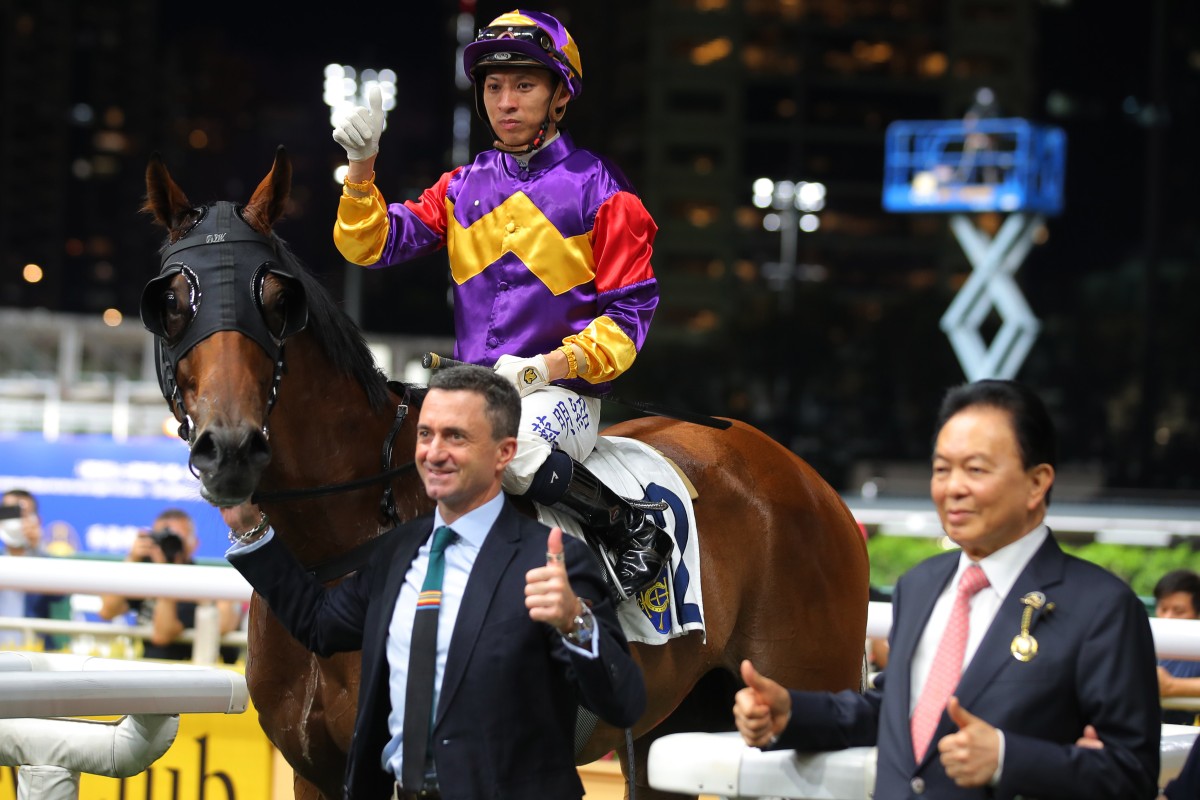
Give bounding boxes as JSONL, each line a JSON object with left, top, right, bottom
{"left": 908, "top": 523, "right": 1048, "bottom": 779}
{"left": 380, "top": 492, "right": 503, "bottom": 778}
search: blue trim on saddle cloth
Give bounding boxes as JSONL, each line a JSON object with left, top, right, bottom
{"left": 637, "top": 483, "right": 700, "bottom": 632}
{"left": 531, "top": 434, "right": 706, "bottom": 646}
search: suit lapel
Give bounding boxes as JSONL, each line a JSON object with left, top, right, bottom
{"left": 945, "top": 534, "right": 1067, "bottom": 718}
{"left": 435, "top": 502, "right": 521, "bottom": 722}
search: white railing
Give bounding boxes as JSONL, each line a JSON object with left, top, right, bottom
{"left": 648, "top": 726, "right": 1199, "bottom": 800}
{"left": 0, "top": 616, "right": 248, "bottom": 661}
{"left": 866, "top": 600, "right": 1200, "bottom": 659}
{"left": 0, "top": 307, "right": 453, "bottom": 439}
{"left": 0, "top": 651, "right": 248, "bottom": 800}
{"left": 0, "top": 555, "right": 252, "bottom": 664}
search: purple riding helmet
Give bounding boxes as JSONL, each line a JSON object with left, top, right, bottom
{"left": 462, "top": 9, "right": 584, "bottom": 151}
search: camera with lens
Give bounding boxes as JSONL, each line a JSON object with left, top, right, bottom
{"left": 144, "top": 527, "right": 185, "bottom": 563}
{"left": 0, "top": 506, "right": 24, "bottom": 549}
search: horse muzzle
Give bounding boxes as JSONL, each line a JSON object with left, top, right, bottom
{"left": 188, "top": 421, "right": 272, "bottom": 506}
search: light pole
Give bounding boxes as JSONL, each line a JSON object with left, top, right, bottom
{"left": 751, "top": 178, "right": 826, "bottom": 311}
{"left": 322, "top": 64, "right": 397, "bottom": 325}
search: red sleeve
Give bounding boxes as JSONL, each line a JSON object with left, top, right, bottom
{"left": 591, "top": 191, "right": 657, "bottom": 294}
{"left": 401, "top": 168, "right": 461, "bottom": 236}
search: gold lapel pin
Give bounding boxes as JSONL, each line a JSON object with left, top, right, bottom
{"left": 1011, "top": 592, "right": 1054, "bottom": 662}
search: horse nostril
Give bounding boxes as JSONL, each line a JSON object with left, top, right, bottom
{"left": 246, "top": 428, "right": 271, "bottom": 471}
{"left": 190, "top": 430, "right": 220, "bottom": 474}
{"left": 189, "top": 426, "right": 272, "bottom": 477}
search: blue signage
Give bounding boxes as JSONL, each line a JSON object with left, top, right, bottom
{"left": 0, "top": 432, "right": 230, "bottom": 562}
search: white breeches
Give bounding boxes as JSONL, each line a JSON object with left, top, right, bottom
{"left": 501, "top": 386, "right": 602, "bottom": 495}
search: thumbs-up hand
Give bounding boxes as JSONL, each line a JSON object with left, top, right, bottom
{"left": 1075, "top": 724, "right": 1104, "bottom": 750}
{"left": 332, "top": 84, "right": 386, "bottom": 162}
{"left": 733, "top": 659, "right": 792, "bottom": 748}
{"left": 525, "top": 527, "right": 580, "bottom": 633}
{"left": 937, "top": 696, "right": 1000, "bottom": 787}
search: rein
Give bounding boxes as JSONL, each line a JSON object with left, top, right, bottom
{"left": 251, "top": 386, "right": 417, "bottom": 526}
{"left": 250, "top": 461, "right": 415, "bottom": 504}
{"left": 260, "top": 387, "right": 420, "bottom": 583}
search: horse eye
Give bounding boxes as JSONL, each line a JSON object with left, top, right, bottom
{"left": 258, "top": 273, "right": 289, "bottom": 338}
{"left": 161, "top": 289, "right": 191, "bottom": 344}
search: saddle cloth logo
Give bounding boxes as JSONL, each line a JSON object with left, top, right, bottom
{"left": 633, "top": 483, "right": 700, "bottom": 635}
{"left": 636, "top": 563, "right": 672, "bottom": 635}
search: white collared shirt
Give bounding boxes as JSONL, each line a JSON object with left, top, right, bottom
{"left": 380, "top": 492, "right": 503, "bottom": 778}
{"left": 909, "top": 524, "right": 1048, "bottom": 709}
{"left": 907, "top": 523, "right": 1048, "bottom": 780}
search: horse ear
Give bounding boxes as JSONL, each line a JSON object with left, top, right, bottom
{"left": 243, "top": 146, "right": 292, "bottom": 234}
{"left": 142, "top": 152, "right": 197, "bottom": 237}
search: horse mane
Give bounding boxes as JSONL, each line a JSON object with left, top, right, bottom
{"left": 269, "top": 233, "right": 395, "bottom": 412}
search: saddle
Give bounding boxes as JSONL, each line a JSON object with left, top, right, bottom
{"left": 533, "top": 436, "right": 706, "bottom": 647}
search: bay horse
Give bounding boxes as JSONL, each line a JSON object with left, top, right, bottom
{"left": 139, "top": 148, "right": 869, "bottom": 800}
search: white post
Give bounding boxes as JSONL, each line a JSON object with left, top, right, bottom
{"left": 191, "top": 603, "right": 220, "bottom": 665}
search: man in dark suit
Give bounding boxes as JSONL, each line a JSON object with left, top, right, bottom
{"left": 220, "top": 365, "right": 645, "bottom": 799}
{"left": 733, "top": 379, "right": 1161, "bottom": 799}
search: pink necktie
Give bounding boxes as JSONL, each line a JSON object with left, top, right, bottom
{"left": 910, "top": 564, "right": 990, "bottom": 761}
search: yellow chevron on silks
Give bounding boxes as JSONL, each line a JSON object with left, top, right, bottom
{"left": 445, "top": 192, "right": 596, "bottom": 295}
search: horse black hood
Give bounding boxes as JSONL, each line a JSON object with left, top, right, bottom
{"left": 141, "top": 201, "right": 308, "bottom": 417}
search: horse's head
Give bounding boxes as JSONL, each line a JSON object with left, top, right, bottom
{"left": 140, "top": 148, "right": 309, "bottom": 505}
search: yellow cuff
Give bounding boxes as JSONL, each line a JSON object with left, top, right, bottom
{"left": 343, "top": 172, "right": 375, "bottom": 194}
{"left": 559, "top": 345, "right": 579, "bottom": 380}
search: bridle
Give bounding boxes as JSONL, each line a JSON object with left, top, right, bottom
{"left": 251, "top": 387, "right": 417, "bottom": 527}
{"left": 140, "top": 201, "right": 414, "bottom": 525}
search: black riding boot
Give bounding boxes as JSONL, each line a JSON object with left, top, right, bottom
{"left": 532, "top": 454, "right": 674, "bottom": 600}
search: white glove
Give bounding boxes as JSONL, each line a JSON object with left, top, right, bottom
{"left": 494, "top": 354, "right": 550, "bottom": 397}
{"left": 332, "top": 85, "right": 385, "bottom": 162}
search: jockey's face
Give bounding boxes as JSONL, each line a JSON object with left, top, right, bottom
{"left": 481, "top": 67, "right": 567, "bottom": 149}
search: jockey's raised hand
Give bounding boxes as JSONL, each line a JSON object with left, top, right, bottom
{"left": 332, "top": 84, "right": 385, "bottom": 163}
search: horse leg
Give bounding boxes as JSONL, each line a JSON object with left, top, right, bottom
{"left": 246, "top": 608, "right": 354, "bottom": 800}
{"left": 292, "top": 773, "right": 337, "bottom": 800}
{"left": 616, "top": 669, "right": 739, "bottom": 800}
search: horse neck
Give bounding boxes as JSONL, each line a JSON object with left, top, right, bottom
{"left": 256, "top": 339, "right": 429, "bottom": 566}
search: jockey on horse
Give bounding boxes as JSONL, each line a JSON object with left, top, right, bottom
{"left": 331, "top": 9, "right": 672, "bottom": 601}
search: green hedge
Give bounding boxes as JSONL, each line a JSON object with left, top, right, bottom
{"left": 867, "top": 535, "right": 1200, "bottom": 599}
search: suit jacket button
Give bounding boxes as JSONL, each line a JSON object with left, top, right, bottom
{"left": 910, "top": 776, "right": 925, "bottom": 794}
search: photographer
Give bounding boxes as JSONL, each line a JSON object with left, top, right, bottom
{"left": 0, "top": 488, "right": 66, "bottom": 649}
{"left": 98, "top": 508, "right": 241, "bottom": 662}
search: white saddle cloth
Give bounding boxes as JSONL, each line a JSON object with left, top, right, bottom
{"left": 535, "top": 435, "right": 706, "bottom": 646}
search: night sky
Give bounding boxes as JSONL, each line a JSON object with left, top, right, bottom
{"left": 5, "top": 1, "right": 1198, "bottom": 494}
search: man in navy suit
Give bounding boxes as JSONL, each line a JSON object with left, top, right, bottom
{"left": 221, "top": 365, "right": 645, "bottom": 799}
{"left": 734, "top": 379, "right": 1160, "bottom": 799}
